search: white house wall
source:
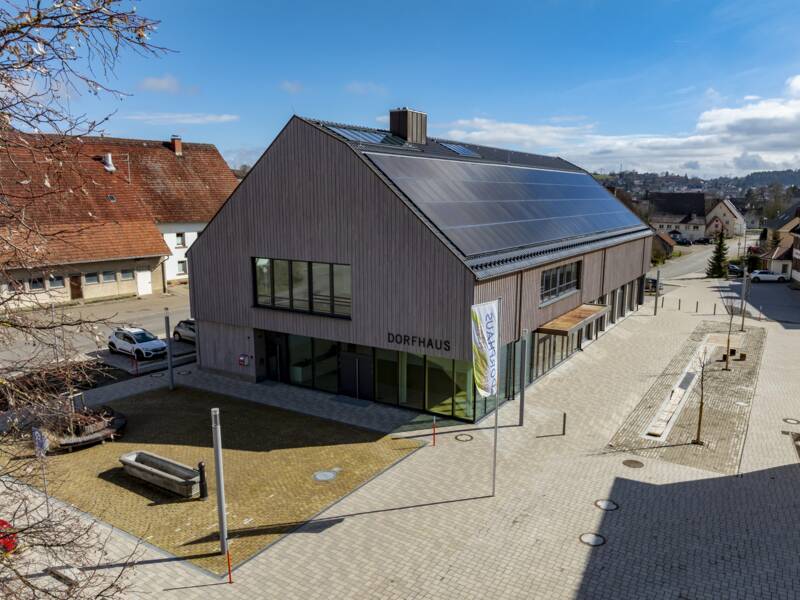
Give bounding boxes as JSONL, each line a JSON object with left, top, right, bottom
{"left": 158, "top": 222, "right": 205, "bottom": 282}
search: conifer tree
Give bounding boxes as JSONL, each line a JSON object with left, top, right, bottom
{"left": 706, "top": 232, "right": 728, "bottom": 278}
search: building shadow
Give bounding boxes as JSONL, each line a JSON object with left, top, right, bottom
{"left": 720, "top": 280, "right": 800, "bottom": 330}
{"left": 575, "top": 463, "right": 800, "bottom": 599}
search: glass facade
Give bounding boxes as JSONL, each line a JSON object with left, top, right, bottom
{"left": 254, "top": 257, "right": 351, "bottom": 318}
{"left": 254, "top": 275, "right": 643, "bottom": 423}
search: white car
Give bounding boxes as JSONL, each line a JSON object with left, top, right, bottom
{"left": 108, "top": 327, "right": 167, "bottom": 361}
{"left": 748, "top": 270, "right": 787, "bottom": 283}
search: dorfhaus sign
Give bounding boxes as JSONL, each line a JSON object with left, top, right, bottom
{"left": 387, "top": 332, "right": 451, "bottom": 352}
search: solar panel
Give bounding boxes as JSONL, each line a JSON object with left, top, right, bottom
{"left": 327, "top": 126, "right": 406, "bottom": 146}
{"left": 440, "top": 142, "right": 481, "bottom": 158}
{"left": 365, "top": 152, "right": 645, "bottom": 258}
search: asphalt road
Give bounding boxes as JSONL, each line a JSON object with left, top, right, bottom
{"left": 0, "top": 286, "right": 191, "bottom": 366}
{"left": 648, "top": 235, "right": 748, "bottom": 280}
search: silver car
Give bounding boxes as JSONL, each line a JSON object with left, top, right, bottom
{"left": 172, "top": 319, "right": 196, "bottom": 343}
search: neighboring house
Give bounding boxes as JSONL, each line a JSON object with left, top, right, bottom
{"left": 763, "top": 201, "right": 800, "bottom": 242}
{"left": 652, "top": 231, "right": 676, "bottom": 261}
{"left": 791, "top": 224, "right": 800, "bottom": 287}
{"left": 647, "top": 192, "right": 707, "bottom": 241}
{"left": 1, "top": 134, "right": 236, "bottom": 304}
{"left": 760, "top": 236, "right": 794, "bottom": 278}
{"left": 188, "top": 108, "right": 653, "bottom": 423}
{"left": 706, "top": 198, "right": 746, "bottom": 237}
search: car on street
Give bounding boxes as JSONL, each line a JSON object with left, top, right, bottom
{"left": 674, "top": 236, "right": 693, "bottom": 246}
{"left": 695, "top": 237, "right": 711, "bottom": 245}
{"left": 748, "top": 270, "right": 786, "bottom": 283}
{"left": 727, "top": 263, "right": 743, "bottom": 277}
{"left": 645, "top": 277, "right": 664, "bottom": 292}
{"left": 107, "top": 327, "right": 167, "bottom": 360}
{"left": 172, "top": 318, "right": 196, "bottom": 343}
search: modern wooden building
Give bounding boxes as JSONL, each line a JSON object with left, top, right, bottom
{"left": 188, "top": 108, "right": 653, "bottom": 422}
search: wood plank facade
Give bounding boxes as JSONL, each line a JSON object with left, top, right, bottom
{"left": 189, "top": 115, "right": 653, "bottom": 383}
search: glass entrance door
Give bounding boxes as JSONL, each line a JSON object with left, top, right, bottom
{"left": 264, "top": 332, "right": 288, "bottom": 382}
{"left": 339, "top": 351, "right": 374, "bottom": 400}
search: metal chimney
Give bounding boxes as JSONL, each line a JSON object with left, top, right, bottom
{"left": 102, "top": 152, "right": 116, "bottom": 173}
{"left": 389, "top": 108, "right": 427, "bottom": 144}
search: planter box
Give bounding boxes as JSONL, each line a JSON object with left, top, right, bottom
{"left": 119, "top": 451, "right": 199, "bottom": 498}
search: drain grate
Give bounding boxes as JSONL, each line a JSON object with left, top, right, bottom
{"left": 735, "top": 401, "right": 749, "bottom": 407}
{"left": 455, "top": 434, "right": 473, "bottom": 442}
{"left": 579, "top": 533, "right": 606, "bottom": 547}
{"left": 594, "top": 499, "right": 619, "bottom": 511}
{"left": 177, "top": 370, "right": 192, "bottom": 375}
{"left": 783, "top": 418, "right": 800, "bottom": 425}
{"left": 313, "top": 469, "right": 340, "bottom": 482}
{"left": 622, "top": 459, "right": 644, "bottom": 469}
{"left": 150, "top": 372, "right": 164, "bottom": 378}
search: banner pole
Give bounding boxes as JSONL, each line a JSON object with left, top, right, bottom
{"left": 492, "top": 297, "right": 502, "bottom": 497}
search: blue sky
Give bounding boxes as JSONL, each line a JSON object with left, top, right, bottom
{"left": 83, "top": 0, "right": 800, "bottom": 177}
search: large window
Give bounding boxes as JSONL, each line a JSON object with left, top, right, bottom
{"left": 254, "top": 258, "right": 351, "bottom": 318}
{"left": 540, "top": 261, "right": 581, "bottom": 304}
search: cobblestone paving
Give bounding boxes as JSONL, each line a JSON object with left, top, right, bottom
{"left": 608, "top": 320, "right": 766, "bottom": 474}
{"left": 34, "top": 278, "right": 800, "bottom": 599}
{"left": 45, "top": 388, "right": 420, "bottom": 575}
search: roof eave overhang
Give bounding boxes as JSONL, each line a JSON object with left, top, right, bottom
{"left": 469, "top": 226, "right": 653, "bottom": 280}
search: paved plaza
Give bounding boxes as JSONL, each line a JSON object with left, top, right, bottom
{"left": 23, "top": 276, "right": 800, "bottom": 599}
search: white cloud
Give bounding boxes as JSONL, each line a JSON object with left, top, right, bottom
{"left": 441, "top": 76, "right": 800, "bottom": 177}
{"left": 743, "top": 95, "right": 761, "bottom": 101}
{"left": 138, "top": 74, "right": 186, "bottom": 95}
{"left": 375, "top": 115, "right": 389, "bottom": 124}
{"left": 278, "top": 80, "right": 303, "bottom": 94}
{"left": 224, "top": 145, "right": 264, "bottom": 168}
{"left": 549, "top": 114, "right": 588, "bottom": 123}
{"left": 123, "top": 112, "right": 239, "bottom": 125}
{"left": 785, "top": 75, "right": 800, "bottom": 97}
{"left": 344, "top": 81, "right": 387, "bottom": 95}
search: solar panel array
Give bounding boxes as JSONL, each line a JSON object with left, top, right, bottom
{"left": 440, "top": 142, "right": 481, "bottom": 158}
{"left": 327, "top": 126, "right": 406, "bottom": 146}
{"left": 366, "top": 152, "right": 644, "bottom": 258}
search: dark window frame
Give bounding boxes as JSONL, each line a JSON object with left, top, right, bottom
{"left": 252, "top": 257, "right": 351, "bottom": 320}
{"left": 539, "top": 260, "right": 581, "bottom": 305}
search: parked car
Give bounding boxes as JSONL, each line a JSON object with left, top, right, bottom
{"left": 695, "top": 237, "right": 711, "bottom": 245}
{"left": 675, "top": 237, "right": 693, "bottom": 246}
{"left": 108, "top": 327, "right": 167, "bottom": 360}
{"left": 645, "top": 277, "right": 664, "bottom": 292}
{"left": 172, "top": 319, "right": 196, "bottom": 343}
{"left": 748, "top": 270, "right": 786, "bottom": 283}
{"left": 727, "top": 263, "right": 743, "bottom": 277}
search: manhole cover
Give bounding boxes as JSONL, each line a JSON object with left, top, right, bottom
{"left": 784, "top": 418, "right": 800, "bottom": 425}
{"left": 735, "top": 401, "right": 749, "bottom": 407}
{"left": 150, "top": 372, "right": 165, "bottom": 378}
{"left": 313, "top": 470, "right": 338, "bottom": 482}
{"left": 622, "top": 459, "right": 644, "bottom": 469}
{"left": 177, "top": 370, "right": 192, "bottom": 375}
{"left": 579, "top": 533, "right": 606, "bottom": 546}
{"left": 455, "top": 434, "right": 473, "bottom": 442}
{"left": 594, "top": 499, "right": 619, "bottom": 511}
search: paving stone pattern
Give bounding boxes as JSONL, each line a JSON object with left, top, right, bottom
{"left": 608, "top": 320, "right": 766, "bottom": 474}
{"left": 34, "top": 278, "right": 800, "bottom": 599}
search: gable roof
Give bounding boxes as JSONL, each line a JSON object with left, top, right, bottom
{"left": 0, "top": 133, "right": 236, "bottom": 269}
{"left": 646, "top": 192, "right": 706, "bottom": 217}
{"left": 765, "top": 200, "right": 800, "bottom": 230}
{"left": 302, "top": 117, "right": 650, "bottom": 278}
{"left": 711, "top": 198, "right": 745, "bottom": 221}
{"left": 655, "top": 231, "right": 677, "bottom": 247}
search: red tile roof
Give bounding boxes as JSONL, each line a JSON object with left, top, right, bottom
{"left": 0, "top": 133, "right": 236, "bottom": 268}
{"left": 656, "top": 231, "right": 677, "bottom": 247}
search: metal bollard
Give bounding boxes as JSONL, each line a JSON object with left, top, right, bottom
{"left": 661, "top": 296, "right": 665, "bottom": 308}
{"left": 759, "top": 306, "right": 763, "bottom": 321}
{"left": 696, "top": 301, "right": 699, "bottom": 313}
{"left": 198, "top": 461, "right": 208, "bottom": 499}
{"left": 713, "top": 303, "right": 717, "bottom": 315}
{"left": 678, "top": 298, "right": 682, "bottom": 311}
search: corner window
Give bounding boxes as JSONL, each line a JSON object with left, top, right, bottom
{"left": 253, "top": 257, "right": 351, "bottom": 318}
{"left": 102, "top": 271, "right": 117, "bottom": 283}
{"left": 175, "top": 232, "right": 186, "bottom": 247}
{"left": 177, "top": 260, "right": 188, "bottom": 275}
{"left": 540, "top": 261, "right": 581, "bottom": 304}
{"left": 85, "top": 272, "right": 99, "bottom": 285}
{"left": 120, "top": 270, "right": 134, "bottom": 281}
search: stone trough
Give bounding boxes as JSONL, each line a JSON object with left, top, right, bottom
{"left": 119, "top": 451, "right": 200, "bottom": 498}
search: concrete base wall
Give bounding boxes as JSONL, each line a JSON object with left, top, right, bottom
{"left": 197, "top": 320, "right": 258, "bottom": 381}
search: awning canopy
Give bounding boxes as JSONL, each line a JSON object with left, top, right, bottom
{"left": 537, "top": 303, "right": 609, "bottom": 336}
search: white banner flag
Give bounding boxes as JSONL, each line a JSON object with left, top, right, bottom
{"left": 471, "top": 300, "right": 500, "bottom": 398}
